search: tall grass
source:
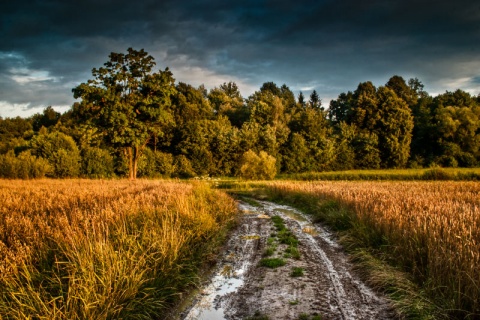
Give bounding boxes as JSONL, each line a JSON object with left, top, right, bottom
{"left": 0, "top": 179, "right": 237, "bottom": 319}
{"left": 278, "top": 167, "right": 480, "bottom": 181}
{"left": 263, "top": 181, "right": 480, "bottom": 319}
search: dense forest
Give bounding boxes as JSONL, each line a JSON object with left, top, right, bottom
{"left": 1, "top": 48, "right": 479, "bottom": 179}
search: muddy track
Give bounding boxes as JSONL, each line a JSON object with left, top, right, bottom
{"left": 181, "top": 200, "right": 396, "bottom": 320}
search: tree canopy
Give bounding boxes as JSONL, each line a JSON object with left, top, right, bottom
{"left": 1, "top": 49, "right": 480, "bottom": 179}
{"left": 72, "top": 48, "right": 176, "bottom": 179}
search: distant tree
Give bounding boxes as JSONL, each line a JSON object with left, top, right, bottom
{"left": 280, "top": 84, "right": 296, "bottom": 111}
{"left": 433, "top": 90, "right": 480, "bottom": 166}
{"left": 352, "top": 131, "right": 381, "bottom": 169}
{"left": 173, "top": 155, "right": 196, "bottom": 178}
{"left": 297, "top": 92, "right": 306, "bottom": 109}
{"left": 0, "top": 116, "right": 33, "bottom": 142}
{"left": 260, "top": 82, "right": 282, "bottom": 96}
{"left": 309, "top": 90, "right": 321, "bottom": 109}
{"left": 173, "top": 83, "right": 214, "bottom": 126}
{"left": 351, "top": 81, "right": 379, "bottom": 130}
{"left": 0, "top": 150, "right": 51, "bottom": 179}
{"left": 175, "top": 119, "right": 215, "bottom": 176}
{"left": 386, "top": 75, "right": 417, "bottom": 107}
{"left": 408, "top": 78, "right": 428, "bottom": 99}
{"left": 375, "top": 86, "right": 414, "bottom": 168}
{"left": 31, "top": 106, "right": 61, "bottom": 131}
{"left": 208, "top": 82, "right": 247, "bottom": 127}
{"left": 72, "top": 48, "right": 176, "bottom": 179}
{"left": 409, "top": 94, "right": 436, "bottom": 166}
{"left": 328, "top": 91, "right": 354, "bottom": 124}
{"left": 282, "top": 133, "right": 309, "bottom": 173}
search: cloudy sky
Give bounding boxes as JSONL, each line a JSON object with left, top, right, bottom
{"left": 1, "top": 0, "right": 479, "bottom": 117}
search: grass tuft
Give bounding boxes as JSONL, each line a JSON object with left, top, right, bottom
{"left": 259, "top": 258, "right": 286, "bottom": 269}
{"left": 290, "top": 267, "right": 304, "bottom": 277}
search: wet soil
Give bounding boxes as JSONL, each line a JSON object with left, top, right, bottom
{"left": 180, "top": 200, "right": 396, "bottom": 320}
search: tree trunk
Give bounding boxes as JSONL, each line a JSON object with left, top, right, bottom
{"left": 127, "top": 145, "right": 146, "bottom": 180}
{"left": 127, "top": 147, "right": 135, "bottom": 180}
{"left": 133, "top": 154, "right": 138, "bottom": 180}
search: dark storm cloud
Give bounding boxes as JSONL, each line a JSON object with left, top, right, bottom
{"left": 1, "top": 0, "right": 479, "bottom": 116}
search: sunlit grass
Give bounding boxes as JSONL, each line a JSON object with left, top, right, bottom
{"left": 262, "top": 180, "right": 480, "bottom": 319}
{"left": 0, "top": 179, "right": 237, "bottom": 319}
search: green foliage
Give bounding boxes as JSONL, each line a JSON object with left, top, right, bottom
{"left": 282, "top": 133, "right": 310, "bottom": 173}
{"left": 31, "top": 106, "right": 61, "bottom": 131}
{"left": 421, "top": 167, "right": 454, "bottom": 180}
{"left": 153, "top": 150, "right": 174, "bottom": 176}
{"left": 30, "top": 131, "right": 81, "bottom": 177}
{"left": 81, "top": 147, "right": 115, "bottom": 178}
{"left": 0, "top": 150, "right": 51, "bottom": 179}
{"left": 238, "top": 150, "right": 277, "bottom": 180}
{"left": 2, "top": 72, "right": 480, "bottom": 179}
{"left": 208, "top": 82, "right": 247, "bottom": 127}
{"left": 137, "top": 148, "right": 174, "bottom": 178}
{"left": 173, "top": 155, "right": 196, "bottom": 178}
{"left": 72, "top": 48, "right": 176, "bottom": 179}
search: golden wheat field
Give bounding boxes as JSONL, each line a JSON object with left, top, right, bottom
{"left": 0, "top": 179, "right": 237, "bottom": 319}
{"left": 265, "top": 181, "right": 480, "bottom": 316}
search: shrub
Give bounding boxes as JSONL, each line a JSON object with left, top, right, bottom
{"left": 238, "top": 150, "right": 276, "bottom": 180}
{"left": 138, "top": 149, "right": 174, "bottom": 178}
{"left": 174, "top": 155, "right": 196, "bottom": 178}
{"left": 0, "top": 150, "right": 51, "bottom": 179}
{"left": 81, "top": 147, "right": 115, "bottom": 178}
{"left": 30, "top": 131, "right": 81, "bottom": 178}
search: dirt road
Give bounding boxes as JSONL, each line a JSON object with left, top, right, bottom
{"left": 181, "top": 200, "right": 396, "bottom": 320}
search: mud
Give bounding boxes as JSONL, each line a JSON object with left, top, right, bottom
{"left": 181, "top": 200, "right": 396, "bottom": 320}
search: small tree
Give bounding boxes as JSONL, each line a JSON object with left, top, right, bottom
{"left": 238, "top": 150, "right": 276, "bottom": 180}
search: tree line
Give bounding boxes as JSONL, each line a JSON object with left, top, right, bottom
{"left": 1, "top": 48, "right": 479, "bottom": 179}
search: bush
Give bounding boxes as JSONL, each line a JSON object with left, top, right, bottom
{"left": 0, "top": 150, "right": 51, "bottom": 179}
{"left": 154, "top": 151, "right": 174, "bottom": 176}
{"left": 173, "top": 155, "right": 196, "bottom": 178}
{"left": 30, "top": 132, "right": 81, "bottom": 178}
{"left": 17, "top": 151, "right": 51, "bottom": 178}
{"left": 81, "top": 147, "right": 115, "bottom": 178}
{"left": 138, "top": 149, "right": 174, "bottom": 178}
{"left": 238, "top": 150, "right": 276, "bottom": 180}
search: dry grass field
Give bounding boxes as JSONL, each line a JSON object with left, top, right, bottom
{"left": 0, "top": 179, "right": 237, "bottom": 319}
{"left": 264, "top": 181, "right": 480, "bottom": 318}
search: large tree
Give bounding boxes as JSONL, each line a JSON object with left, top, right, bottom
{"left": 72, "top": 48, "right": 176, "bottom": 179}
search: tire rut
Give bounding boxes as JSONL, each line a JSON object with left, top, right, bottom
{"left": 181, "top": 200, "right": 396, "bottom": 320}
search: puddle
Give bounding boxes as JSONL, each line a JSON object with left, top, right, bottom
{"left": 183, "top": 205, "right": 261, "bottom": 320}
{"left": 183, "top": 272, "right": 244, "bottom": 320}
{"left": 302, "top": 226, "right": 319, "bottom": 236}
{"left": 241, "top": 235, "right": 261, "bottom": 240}
{"left": 275, "top": 208, "right": 308, "bottom": 221}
